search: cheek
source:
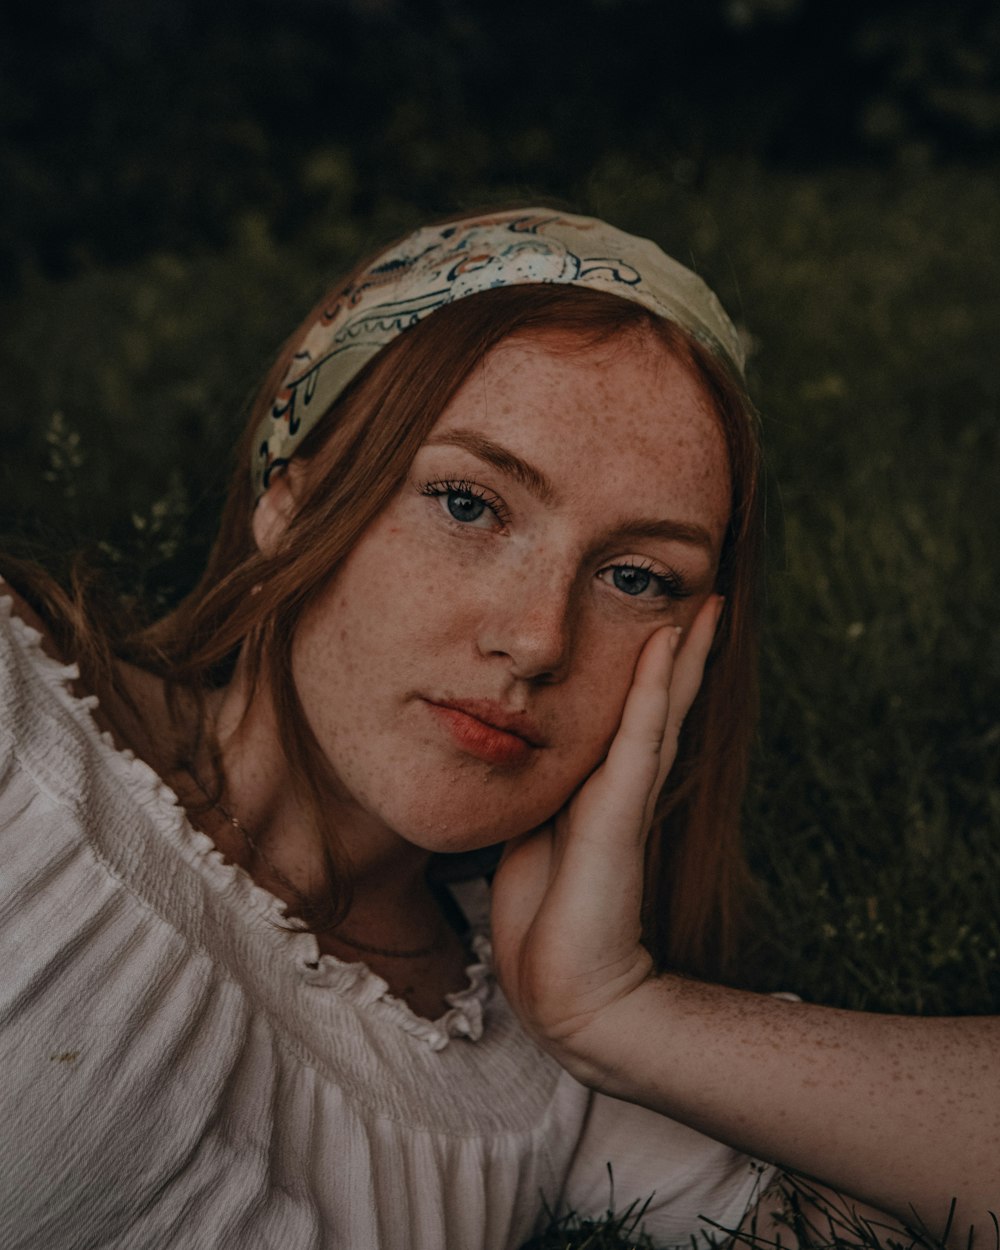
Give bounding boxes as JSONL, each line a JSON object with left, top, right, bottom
{"left": 360, "top": 521, "right": 491, "bottom": 634}
{"left": 549, "top": 630, "right": 643, "bottom": 770}
{"left": 553, "top": 590, "right": 714, "bottom": 773}
{"left": 335, "top": 535, "right": 452, "bottom": 644}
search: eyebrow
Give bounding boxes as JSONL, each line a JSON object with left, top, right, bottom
{"left": 602, "top": 517, "right": 716, "bottom": 554}
{"left": 425, "top": 429, "right": 557, "bottom": 504}
{"left": 424, "top": 428, "right": 716, "bottom": 552}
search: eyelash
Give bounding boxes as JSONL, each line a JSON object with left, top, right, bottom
{"left": 420, "top": 478, "right": 511, "bottom": 527}
{"left": 609, "top": 558, "right": 692, "bottom": 602}
{"left": 418, "top": 478, "right": 692, "bottom": 602}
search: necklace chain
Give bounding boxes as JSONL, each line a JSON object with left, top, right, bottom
{"left": 184, "top": 768, "right": 447, "bottom": 959}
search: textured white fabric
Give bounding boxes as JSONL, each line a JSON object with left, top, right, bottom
{"left": 0, "top": 591, "right": 774, "bottom": 1249}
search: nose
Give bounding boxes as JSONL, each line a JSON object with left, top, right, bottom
{"left": 475, "top": 556, "right": 576, "bottom": 683}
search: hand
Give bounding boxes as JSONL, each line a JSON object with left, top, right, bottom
{"left": 490, "top": 594, "right": 723, "bottom": 1074}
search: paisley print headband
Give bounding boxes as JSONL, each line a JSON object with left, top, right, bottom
{"left": 252, "top": 208, "right": 745, "bottom": 498}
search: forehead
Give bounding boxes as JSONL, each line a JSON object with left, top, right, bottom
{"left": 431, "top": 328, "right": 732, "bottom": 539}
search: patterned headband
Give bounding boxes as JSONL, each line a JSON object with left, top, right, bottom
{"left": 252, "top": 207, "right": 745, "bottom": 498}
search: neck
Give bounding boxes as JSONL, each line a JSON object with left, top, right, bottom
{"left": 203, "top": 663, "right": 436, "bottom": 926}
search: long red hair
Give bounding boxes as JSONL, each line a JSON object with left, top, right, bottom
{"left": 6, "top": 272, "right": 762, "bottom": 980}
{"left": 131, "top": 279, "right": 762, "bottom": 978}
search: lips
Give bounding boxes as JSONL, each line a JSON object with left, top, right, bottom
{"left": 431, "top": 698, "right": 544, "bottom": 745}
{"left": 423, "top": 697, "right": 545, "bottom": 766}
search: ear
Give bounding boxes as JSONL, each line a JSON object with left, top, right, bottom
{"left": 252, "top": 467, "right": 299, "bottom": 555}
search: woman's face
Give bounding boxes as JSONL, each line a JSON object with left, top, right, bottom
{"left": 288, "top": 328, "right": 731, "bottom": 854}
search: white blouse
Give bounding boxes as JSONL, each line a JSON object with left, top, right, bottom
{"left": 0, "top": 591, "right": 775, "bottom": 1249}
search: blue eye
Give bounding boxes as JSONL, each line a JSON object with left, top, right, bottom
{"left": 421, "top": 479, "right": 509, "bottom": 528}
{"left": 599, "top": 562, "right": 689, "bottom": 602}
{"left": 612, "top": 566, "right": 652, "bottom": 596}
{"left": 445, "top": 489, "right": 487, "bottom": 524}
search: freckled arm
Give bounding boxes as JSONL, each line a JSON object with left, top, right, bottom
{"left": 564, "top": 974, "right": 1000, "bottom": 1245}
{"left": 492, "top": 591, "right": 999, "bottom": 1246}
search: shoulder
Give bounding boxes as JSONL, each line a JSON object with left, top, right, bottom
{"left": 0, "top": 575, "right": 78, "bottom": 735}
{"left": 0, "top": 580, "right": 95, "bottom": 892}
{"left": 0, "top": 576, "right": 69, "bottom": 662}
{"left": 0, "top": 573, "right": 110, "bottom": 749}
{"left": 0, "top": 572, "right": 180, "bottom": 771}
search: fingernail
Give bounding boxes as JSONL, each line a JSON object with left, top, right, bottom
{"left": 669, "top": 625, "right": 683, "bottom": 652}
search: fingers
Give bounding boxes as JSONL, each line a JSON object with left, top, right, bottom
{"left": 652, "top": 594, "right": 724, "bottom": 794}
{"left": 491, "top": 596, "right": 723, "bottom": 1019}
{"left": 528, "top": 627, "right": 679, "bottom": 951}
{"left": 668, "top": 594, "right": 724, "bottom": 732}
{"left": 594, "top": 592, "right": 723, "bottom": 835}
{"left": 594, "top": 624, "right": 679, "bottom": 835}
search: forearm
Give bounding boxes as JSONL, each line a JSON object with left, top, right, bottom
{"left": 557, "top": 974, "right": 1000, "bottom": 1242}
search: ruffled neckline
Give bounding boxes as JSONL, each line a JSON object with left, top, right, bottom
{"left": 0, "top": 589, "right": 494, "bottom": 1052}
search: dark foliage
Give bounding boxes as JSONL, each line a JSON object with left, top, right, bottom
{"left": 2, "top": 0, "right": 999, "bottom": 290}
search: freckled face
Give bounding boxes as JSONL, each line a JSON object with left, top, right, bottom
{"left": 290, "top": 329, "right": 731, "bottom": 852}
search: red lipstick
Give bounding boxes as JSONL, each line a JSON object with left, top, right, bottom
{"left": 424, "top": 698, "right": 542, "bottom": 766}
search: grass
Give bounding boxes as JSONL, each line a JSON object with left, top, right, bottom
{"left": 2, "top": 158, "right": 998, "bottom": 1245}
{"left": 523, "top": 1187, "right": 658, "bottom": 1249}
{"left": 526, "top": 1172, "right": 997, "bottom": 1250}
{"left": 709, "top": 1173, "right": 996, "bottom": 1250}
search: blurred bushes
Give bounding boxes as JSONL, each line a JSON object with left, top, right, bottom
{"left": 3, "top": 0, "right": 1000, "bottom": 290}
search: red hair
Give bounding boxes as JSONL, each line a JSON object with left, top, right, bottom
{"left": 127, "top": 279, "right": 762, "bottom": 979}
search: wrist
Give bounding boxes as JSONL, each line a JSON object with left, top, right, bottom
{"left": 530, "top": 958, "right": 664, "bottom": 1093}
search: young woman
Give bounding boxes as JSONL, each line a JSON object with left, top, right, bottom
{"left": 0, "top": 208, "right": 993, "bottom": 1249}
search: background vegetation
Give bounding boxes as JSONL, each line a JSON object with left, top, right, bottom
{"left": 2, "top": 0, "right": 997, "bottom": 1023}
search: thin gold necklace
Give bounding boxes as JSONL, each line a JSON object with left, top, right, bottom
{"left": 185, "top": 768, "right": 447, "bottom": 960}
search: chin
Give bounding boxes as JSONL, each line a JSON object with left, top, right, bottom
{"left": 374, "top": 775, "right": 562, "bottom": 855}
{"left": 394, "top": 804, "right": 538, "bottom": 855}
